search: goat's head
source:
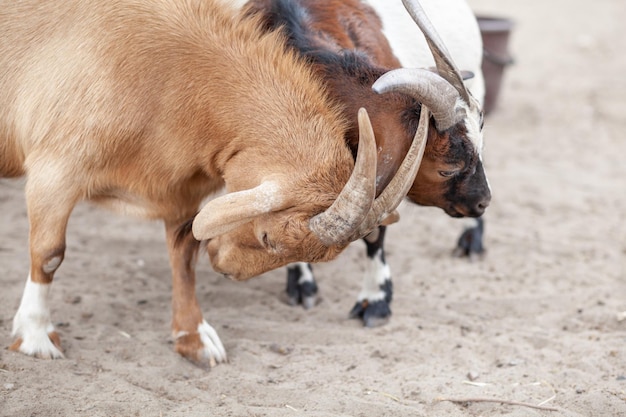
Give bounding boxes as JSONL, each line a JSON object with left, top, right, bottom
{"left": 373, "top": 0, "right": 491, "bottom": 218}
{"left": 192, "top": 107, "right": 429, "bottom": 280}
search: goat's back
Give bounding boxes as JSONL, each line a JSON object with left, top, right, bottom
{"left": 0, "top": 0, "right": 347, "bottom": 217}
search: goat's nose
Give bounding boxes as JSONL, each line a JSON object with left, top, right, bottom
{"left": 476, "top": 198, "right": 491, "bottom": 214}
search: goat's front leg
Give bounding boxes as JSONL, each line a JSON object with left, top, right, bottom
{"left": 10, "top": 172, "right": 80, "bottom": 359}
{"left": 285, "top": 262, "right": 319, "bottom": 309}
{"left": 349, "top": 226, "right": 393, "bottom": 327}
{"left": 165, "top": 220, "right": 226, "bottom": 367}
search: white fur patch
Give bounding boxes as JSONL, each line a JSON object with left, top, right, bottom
{"left": 459, "top": 98, "right": 484, "bottom": 158}
{"left": 12, "top": 276, "right": 64, "bottom": 359}
{"left": 357, "top": 249, "right": 391, "bottom": 302}
{"left": 197, "top": 319, "right": 227, "bottom": 366}
{"left": 366, "top": 0, "right": 486, "bottom": 103}
{"left": 295, "top": 262, "right": 314, "bottom": 285}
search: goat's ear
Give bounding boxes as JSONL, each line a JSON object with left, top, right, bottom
{"left": 192, "top": 181, "right": 287, "bottom": 240}
{"left": 461, "top": 70, "right": 475, "bottom": 81}
{"left": 380, "top": 210, "right": 400, "bottom": 226}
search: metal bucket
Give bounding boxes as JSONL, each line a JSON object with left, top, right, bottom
{"left": 477, "top": 16, "right": 515, "bottom": 114}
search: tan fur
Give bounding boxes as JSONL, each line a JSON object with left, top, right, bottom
{"left": 1, "top": 0, "right": 356, "bottom": 363}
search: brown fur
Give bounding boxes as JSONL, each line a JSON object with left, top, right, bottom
{"left": 408, "top": 125, "right": 462, "bottom": 207}
{"left": 1, "top": 0, "right": 357, "bottom": 363}
{"left": 245, "top": 0, "right": 490, "bottom": 216}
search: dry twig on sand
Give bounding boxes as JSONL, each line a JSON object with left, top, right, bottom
{"left": 437, "top": 397, "right": 560, "bottom": 411}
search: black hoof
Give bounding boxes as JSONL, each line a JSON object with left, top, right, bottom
{"left": 349, "top": 299, "right": 391, "bottom": 328}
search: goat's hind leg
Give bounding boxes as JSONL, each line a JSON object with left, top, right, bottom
{"left": 11, "top": 170, "right": 80, "bottom": 359}
{"left": 349, "top": 226, "right": 393, "bottom": 327}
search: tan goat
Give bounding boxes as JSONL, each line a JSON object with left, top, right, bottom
{"left": 0, "top": 0, "right": 427, "bottom": 366}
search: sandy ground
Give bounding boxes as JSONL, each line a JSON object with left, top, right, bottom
{"left": 1, "top": 0, "right": 625, "bottom": 416}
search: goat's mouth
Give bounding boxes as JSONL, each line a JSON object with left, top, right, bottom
{"left": 445, "top": 206, "right": 466, "bottom": 218}
{"left": 447, "top": 204, "right": 487, "bottom": 218}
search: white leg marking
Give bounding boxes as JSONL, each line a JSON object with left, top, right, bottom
{"left": 198, "top": 320, "right": 227, "bottom": 366}
{"left": 357, "top": 249, "right": 390, "bottom": 303}
{"left": 12, "top": 275, "right": 64, "bottom": 359}
{"left": 296, "top": 262, "right": 314, "bottom": 285}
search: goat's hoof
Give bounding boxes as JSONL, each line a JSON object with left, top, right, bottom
{"left": 9, "top": 331, "right": 64, "bottom": 359}
{"left": 285, "top": 279, "right": 319, "bottom": 310}
{"left": 349, "top": 300, "right": 391, "bottom": 328}
{"left": 174, "top": 320, "right": 227, "bottom": 368}
{"left": 453, "top": 220, "right": 485, "bottom": 260}
{"left": 452, "top": 245, "right": 486, "bottom": 261}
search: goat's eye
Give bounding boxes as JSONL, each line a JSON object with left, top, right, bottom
{"left": 261, "top": 232, "right": 275, "bottom": 250}
{"left": 438, "top": 170, "right": 457, "bottom": 178}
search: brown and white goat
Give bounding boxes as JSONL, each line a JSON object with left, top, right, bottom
{"left": 0, "top": 0, "right": 427, "bottom": 365}
{"left": 372, "top": 0, "right": 489, "bottom": 261}
{"left": 244, "top": 0, "right": 491, "bottom": 325}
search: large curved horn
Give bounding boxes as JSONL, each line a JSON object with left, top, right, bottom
{"left": 309, "top": 108, "right": 378, "bottom": 246}
{"left": 401, "top": 0, "right": 471, "bottom": 105}
{"left": 351, "top": 105, "right": 431, "bottom": 239}
{"left": 373, "top": 68, "right": 461, "bottom": 131}
{"left": 192, "top": 180, "right": 287, "bottom": 240}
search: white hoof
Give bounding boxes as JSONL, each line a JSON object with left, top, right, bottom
{"left": 12, "top": 277, "right": 64, "bottom": 359}
{"left": 198, "top": 319, "right": 227, "bottom": 366}
{"left": 12, "top": 325, "right": 64, "bottom": 359}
